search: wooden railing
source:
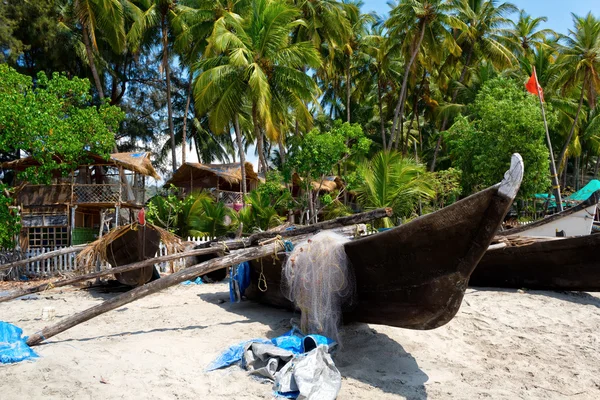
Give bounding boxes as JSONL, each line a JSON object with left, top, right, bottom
{"left": 19, "top": 183, "right": 145, "bottom": 206}
{"left": 217, "top": 190, "right": 243, "bottom": 204}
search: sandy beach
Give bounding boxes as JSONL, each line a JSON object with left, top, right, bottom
{"left": 1, "top": 282, "right": 599, "bottom": 399}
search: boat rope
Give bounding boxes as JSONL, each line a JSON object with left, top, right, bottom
{"left": 258, "top": 258, "right": 268, "bottom": 292}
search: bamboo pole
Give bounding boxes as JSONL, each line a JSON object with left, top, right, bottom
{"left": 26, "top": 241, "right": 285, "bottom": 346}
{"left": 0, "top": 245, "right": 87, "bottom": 273}
{"left": 533, "top": 66, "right": 563, "bottom": 212}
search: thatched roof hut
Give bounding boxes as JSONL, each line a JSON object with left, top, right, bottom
{"left": 165, "top": 162, "right": 259, "bottom": 194}
{"left": 1, "top": 152, "right": 160, "bottom": 180}
{"left": 292, "top": 174, "right": 343, "bottom": 193}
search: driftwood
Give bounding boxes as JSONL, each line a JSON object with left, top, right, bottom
{"left": 26, "top": 241, "right": 286, "bottom": 346}
{"left": 203, "top": 208, "right": 390, "bottom": 251}
{"left": 247, "top": 207, "right": 391, "bottom": 243}
{"left": 0, "top": 245, "right": 87, "bottom": 273}
{"left": 0, "top": 247, "right": 223, "bottom": 303}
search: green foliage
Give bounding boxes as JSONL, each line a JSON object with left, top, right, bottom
{"left": 430, "top": 168, "right": 462, "bottom": 209}
{"left": 445, "top": 77, "right": 552, "bottom": 198}
{"left": 285, "top": 121, "right": 371, "bottom": 184}
{"left": 188, "top": 197, "right": 234, "bottom": 238}
{"left": 0, "top": 184, "right": 21, "bottom": 249}
{"left": 146, "top": 188, "right": 223, "bottom": 238}
{"left": 237, "top": 190, "right": 286, "bottom": 233}
{"left": 355, "top": 151, "right": 434, "bottom": 228}
{"left": 256, "top": 171, "right": 291, "bottom": 210}
{"left": 0, "top": 65, "right": 122, "bottom": 183}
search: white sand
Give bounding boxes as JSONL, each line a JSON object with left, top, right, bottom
{"left": 1, "top": 283, "right": 599, "bottom": 399}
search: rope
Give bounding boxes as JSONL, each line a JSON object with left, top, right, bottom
{"left": 258, "top": 258, "right": 268, "bottom": 292}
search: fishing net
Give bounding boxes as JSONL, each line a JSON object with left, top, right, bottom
{"left": 281, "top": 231, "right": 355, "bottom": 343}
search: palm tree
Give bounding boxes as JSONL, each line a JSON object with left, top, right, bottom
{"left": 199, "top": 0, "right": 321, "bottom": 174}
{"left": 355, "top": 24, "right": 403, "bottom": 148}
{"left": 386, "top": 0, "right": 460, "bottom": 151}
{"left": 59, "top": 0, "right": 127, "bottom": 99}
{"left": 355, "top": 151, "right": 434, "bottom": 228}
{"left": 128, "top": 0, "right": 187, "bottom": 172}
{"left": 502, "top": 9, "right": 554, "bottom": 59}
{"left": 430, "top": 0, "right": 517, "bottom": 170}
{"left": 555, "top": 12, "right": 600, "bottom": 173}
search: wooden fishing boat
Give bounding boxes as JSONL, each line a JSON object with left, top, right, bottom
{"left": 470, "top": 234, "right": 600, "bottom": 291}
{"left": 105, "top": 225, "right": 161, "bottom": 286}
{"left": 499, "top": 190, "right": 600, "bottom": 237}
{"left": 244, "top": 154, "right": 524, "bottom": 330}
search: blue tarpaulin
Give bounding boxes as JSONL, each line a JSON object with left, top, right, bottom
{"left": 206, "top": 328, "right": 334, "bottom": 371}
{"left": 0, "top": 321, "right": 38, "bottom": 364}
{"left": 566, "top": 179, "right": 600, "bottom": 202}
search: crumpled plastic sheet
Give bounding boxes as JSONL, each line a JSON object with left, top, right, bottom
{"left": 274, "top": 346, "right": 341, "bottom": 400}
{"left": 0, "top": 321, "right": 38, "bottom": 364}
{"left": 207, "top": 328, "right": 339, "bottom": 399}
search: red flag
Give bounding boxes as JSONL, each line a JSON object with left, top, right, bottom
{"left": 526, "top": 69, "right": 544, "bottom": 102}
{"left": 137, "top": 208, "right": 146, "bottom": 226}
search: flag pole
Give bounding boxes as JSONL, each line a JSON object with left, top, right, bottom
{"left": 533, "top": 66, "right": 563, "bottom": 212}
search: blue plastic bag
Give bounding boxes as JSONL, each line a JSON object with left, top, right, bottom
{"left": 229, "top": 262, "right": 251, "bottom": 302}
{"left": 0, "top": 321, "right": 38, "bottom": 364}
{"left": 181, "top": 277, "right": 204, "bottom": 285}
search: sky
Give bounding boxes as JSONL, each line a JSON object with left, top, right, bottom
{"left": 180, "top": 1, "right": 598, "bottom": 177}
{"left": 361, "top": 0, "right": 598, "bottom": 35}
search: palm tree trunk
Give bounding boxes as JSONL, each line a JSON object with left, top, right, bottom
{"left": 182, "top": 73, "right": 193, "bottom": 165}
{"left": 346, "top": 57, "right": 351, "bottom": 123}
{"left": 389, "top": 21, "right": 426, "bottom": 151}
{"left": 234, "top": 114, "right": 247, "bottom": 198}
{"left": 162, "top": 17, "right": 177, "bottom": 173}
{"left": 81, "top": 24, "right": 104, "bottom": 99}
{"left": 558, "top": 73, "right": 588, "bottom": 173}
{"left": 278, "top": 135, "right": 286, "bottom": 165}
{"left": 430, "top": 48, "right": 474, "bottom": 172}
{"left": 252, "top": 104, "right": 268, "bottom": 173}
{"left": 377, "top": 80, "right": 386, "bottom": 149}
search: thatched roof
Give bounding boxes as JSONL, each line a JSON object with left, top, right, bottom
{"left": 166, "top": 162, "right": 258, "bottom": 186}
{"left": 0, "top": 152, "right": 160, "bottom": 179}
{"left": 109, "top": 153, "right": 160, "bottom": 179}
{"left": 292, "top": 174, "right": 343, "bottom": 193}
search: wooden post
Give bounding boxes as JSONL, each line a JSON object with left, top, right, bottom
{"left": 26, "top": 241, "right": 285, "bottom": 346}
{"left": 533, "top": 67, "right": 563, "bottom": 212}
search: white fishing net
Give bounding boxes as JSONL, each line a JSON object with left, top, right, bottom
{"left": 281, "top": 231, "right": 356, "bottom": 342}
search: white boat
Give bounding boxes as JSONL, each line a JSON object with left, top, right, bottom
{"left": 499, "top": 190, "right": 600, "bottom": 237}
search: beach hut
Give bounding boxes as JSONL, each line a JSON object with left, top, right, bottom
{"left": 1, "top": 152, "right": 160, "bottom": 249}
{"left": 165, "top": 162, "right": 259, "bottom": 207}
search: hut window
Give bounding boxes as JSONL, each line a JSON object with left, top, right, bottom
{"left": 28, "top": 227, "right": 69, "bottom": 248}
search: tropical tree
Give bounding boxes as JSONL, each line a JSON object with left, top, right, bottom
{"left": 555, "top": 12, "right": 600, "bottom": 173}
{"left": 386, "top": 0, "right": 460, "bottom": 151}
{"left": 128, "top": 0, "right": 186, "bottom": 172}
{"left": 502, "top": 9, "right": 555, "bottom": 59}
{"left": 430, "top": 0, "right": 517, "bottom": 170}
{"left": 195, "top": 0, "right": 322, "bottom": 175}
{"left": 58, "top": 0, "right": 127, "bottom": 99}
{"left": 355, "top": 151, "right": 434, "bottom": 228}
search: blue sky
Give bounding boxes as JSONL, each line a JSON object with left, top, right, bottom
{"left": 361, "top": 0, "right": 598, "bottom": 35}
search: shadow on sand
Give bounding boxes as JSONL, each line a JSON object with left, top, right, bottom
{"left": 470, "top": 287, "right": 600, "bottom": 309}
{"left": 199, "top": 290, "right": 429, "bottom": 399}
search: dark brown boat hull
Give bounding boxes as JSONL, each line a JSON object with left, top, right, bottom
{"left": 470, "top": 235, "right": 600, "bottom": 291}
{"left": 245, "top": 180, "right": 517, "bottom": 329}
{"left": 106, "top": 227, "right": 161, "bottom": 286}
